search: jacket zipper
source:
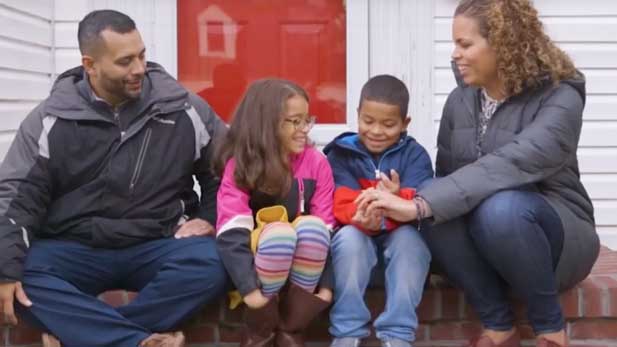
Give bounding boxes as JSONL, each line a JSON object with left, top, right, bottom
{"left": 366, "top": 145, "right": 399, "bottom": 230}
{"left": 298, "top": 178, "right": 305, "bottom": 215}
{"left": 367, "top": 144, "right": 400, "bottom": 185}
{"left": 129, "top": 127, "right": 152, "bottom": 194}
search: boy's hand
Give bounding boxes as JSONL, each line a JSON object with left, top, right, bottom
{"left": 356, "top": 188, "right": 418, "bottom": 222}
{"left": 377, "top": 169, "right": 400, "bottom": 194}
{"left": 351, "top": 205, "right": 383, "bottom": 231}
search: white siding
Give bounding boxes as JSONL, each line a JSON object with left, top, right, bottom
{"left": 53, "top": 0, "right": 177, "bottom": 76}
{"left": 2, "top": 0, "right": 615, "bottom": 247}
{"left": 366, "top": 0, "right": 436, "bottom": 152}
{"left": 0, "top": 1, "right": 53, "bottom": 160}
{"left": 432, "top": 0, "right": 617, "bottom": 248}
{"left": 0, "top": 0, "right": 177, "bottom": 162}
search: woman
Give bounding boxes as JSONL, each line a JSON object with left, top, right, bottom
{"left": 214, "top": 79, "right": 334, "bottom": 347}
{"left": 356, "top": 1, "right": 599, "bottom": 346}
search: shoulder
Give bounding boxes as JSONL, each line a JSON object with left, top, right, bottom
{"left": 441, "top": 85, "right": 475, "bottom": 121}
{"left": 303, "top": 146, "right": 328, "bottom": 162}
{"left": 402, "top": 135, "right": 429, "bottom": 153}
{"left": 305, "top": 146, "right": 331, "bottom": 170}
{"left": 541, "top": 81, "right": 584, "bottom": 107}
{"left": 186, "top": 92, "right": 216, "bottom": 116}
{"left": 20, "top": 101, "right": 48, "bottom": 136}
{"left": 297, "top": 147, "right": 332, "bottom": 176}
{"left": 224, "top": 157, "right": 236, "bottom": 170}
{"left": 446, "top": 85, "right": 469, "bottom": 105}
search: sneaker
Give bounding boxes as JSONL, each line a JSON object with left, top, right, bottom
{"left": 330, "top": 337, "right": 362, "bottom": 347}
{"left": 381, "top": 337, "right": 412, "bottom": 347}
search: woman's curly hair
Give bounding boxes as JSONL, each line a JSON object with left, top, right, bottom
{"left": 455, "top": 0, "right": 578, "bottom": 95}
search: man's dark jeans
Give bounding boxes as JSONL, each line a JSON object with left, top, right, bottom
{"left": 17, "top": 236, "right": 227, "bottom": 347}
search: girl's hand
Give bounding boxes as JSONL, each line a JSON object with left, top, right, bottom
{"left": 315, "top": 287, "right": 333, "bottom": 303}
{"left": 243, "top": 289, "right": 270, "bottom": 309}
{"left": 377, "top": 169, "right": 400, "bottom": 194}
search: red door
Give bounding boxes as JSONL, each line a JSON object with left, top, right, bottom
{"left": 177, "top": 0, "right": 346, "bottom": 124}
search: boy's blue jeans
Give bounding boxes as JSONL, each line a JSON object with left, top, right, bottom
{"left": 329, "top": 224, "right": 430, "bottom": 342}
{"left": 422, "top": 190, "right": 565, "bottom": 334}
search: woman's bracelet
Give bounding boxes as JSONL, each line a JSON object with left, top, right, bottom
{"left": 413, "top": 196, "right": 425, "bottom": 230}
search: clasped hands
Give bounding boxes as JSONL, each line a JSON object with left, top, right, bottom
{"left": 354, "top": 169, "right": 418, "bottom": 225}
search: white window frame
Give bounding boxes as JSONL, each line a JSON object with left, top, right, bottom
{"left": 146, "top": 0, "right": 366, "bottom": 146}
{"left": 140, "top": 0, "right": 435, "bottom": 149}
{"left": 309, "top": 0, "right": 369, "bottom": 145}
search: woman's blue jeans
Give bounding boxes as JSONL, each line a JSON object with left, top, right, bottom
{"left": 423, "top": 190, "right": 565, "bottom": 334}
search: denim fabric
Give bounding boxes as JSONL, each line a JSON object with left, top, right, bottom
{"left": 18, "top": 237, "right": 227, "bottom": 347}
{"left": 423, "top": 190, "right": 565, "bottom": 334}
{"left": 329, "top": 224, "right": 430, "bottom": 342}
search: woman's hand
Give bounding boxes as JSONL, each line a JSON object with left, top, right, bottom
{"left": 243, "top": 289, "right": 270, "bottom": 309}
{"left": 355, "top": 188, "right": 418, "bottom": 222}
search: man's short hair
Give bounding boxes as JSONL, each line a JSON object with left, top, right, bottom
{"left": 359, "top": 74, "right": 410, "bottom": 119}
{"left": 77, "top": 9, "right": 136, "bottom": 55}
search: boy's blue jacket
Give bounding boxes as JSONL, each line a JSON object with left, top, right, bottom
{"left": 323, "top": 132, "right": 434, "bottom": 234}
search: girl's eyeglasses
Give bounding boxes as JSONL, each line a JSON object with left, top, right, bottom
{"left": 283, "top": 115, "right": 317, "bottom": 131}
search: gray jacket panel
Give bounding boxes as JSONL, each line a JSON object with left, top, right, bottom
{"left": 420, "top": 74, "right": 599, "bottom": 290}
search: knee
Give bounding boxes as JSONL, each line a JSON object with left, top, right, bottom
{"left": 172, "top": 237, "right": 221, "bottom": 263}
{"left": 331, "top": 225, "right": 372, "bottom": 254}
{"left": 470, "top": 190, "right": 533, "bottom": 238}
{"left": 388, "top": 225, "right": 431, "bottom": 265}
{"left": 259, "top": 222, "right": 297, "bottom": 244}
{"left": 331, "top": 226, "right": 375, "bottom": 270}
{"left": 168, "top": 239, "right": 227, "bottom": 288}
{"left": 295, "top": 216, "right": 330, "bottom": 246}
{"left": 293, "top": 215, "right": 328, "bottom": 231}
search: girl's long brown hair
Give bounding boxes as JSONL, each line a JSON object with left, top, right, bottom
{"left": 213, "top": 78, "right": 309, "bottom": 197}
{"left": 455, "top": 0, "right": 578, "bottom": 95}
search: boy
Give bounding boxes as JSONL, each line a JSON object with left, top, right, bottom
{"left": 323, "top": 75, "right": 434, "bottom": 347}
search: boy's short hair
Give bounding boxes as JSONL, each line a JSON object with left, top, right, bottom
{"left": 358, "top": 75, "right": 409, "bottom": 119}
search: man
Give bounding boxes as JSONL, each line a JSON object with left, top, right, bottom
{"left": 0, "top": 9, "right": 228, "bottom": 347}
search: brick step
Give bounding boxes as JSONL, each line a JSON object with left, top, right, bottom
{"left": 3, "top": 247, "right": 617, "bottom": 347}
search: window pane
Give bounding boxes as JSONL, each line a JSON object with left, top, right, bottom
{"left": 177, "top": 0, "right": 346, "bottom": 124}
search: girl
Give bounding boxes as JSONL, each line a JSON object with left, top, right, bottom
{"left": 214, "top": 79, "right": 335, "bottom": 347}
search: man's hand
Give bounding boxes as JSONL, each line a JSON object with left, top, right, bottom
{"left": 243, "top": 289, "right": 271, "bottom": 309}
{"left": 0, "top": 281, "right": 32, "bottom": 325}
{"left": 174, "top": 218, "right": 215, "bottom": 239}
{"left": 377, "top": 169, "right": 400, "bottom": 194}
